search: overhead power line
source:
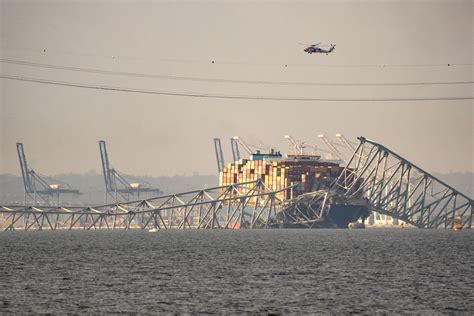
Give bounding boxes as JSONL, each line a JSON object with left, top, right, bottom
{"left": 2, "top": 47, "right": 473, "bottom": 68}
{"left": 1, "top": 74, "right": 472, "bottom": 102}
{"left": 1, "top": 59, "right": 473, "bottom": 87}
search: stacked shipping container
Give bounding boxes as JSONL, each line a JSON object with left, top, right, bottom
{"left": 219, "top": 157, "right": 344, "bottom": 201}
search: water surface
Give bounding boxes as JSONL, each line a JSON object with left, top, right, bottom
{"left": 0, "top": 229, "right": 472, "bottom": 314}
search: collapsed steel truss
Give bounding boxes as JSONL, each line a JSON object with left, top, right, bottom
{"left": 2, "top": 137, "right": 472, "bottom": 231}
{"left": 333, "top": 137, "right": 473, "bottom": 229}
{"left": 277, "top": 191, "right": 333, "bottom": 228}
{"left": 0, "top": 180, "right": 300, "bottom": 231}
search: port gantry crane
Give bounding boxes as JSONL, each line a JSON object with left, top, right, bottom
{"left": 99, "top": 140, "right": 161, "bottom": 203}
{"left": 16, "top": 143, "right": 81, "bottom": 205}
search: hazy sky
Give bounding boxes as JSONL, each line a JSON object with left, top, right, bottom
{"left": 1, "top": 0, "right": 473, "bottom": 177}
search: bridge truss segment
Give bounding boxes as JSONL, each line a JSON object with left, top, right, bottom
{"left": 332, "top": 137, "right": 473, "bottom": 229}
{"left": 0, "top": 180, "right": 299, "bottom": 231}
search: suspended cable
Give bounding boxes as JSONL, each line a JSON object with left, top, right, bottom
{"left": 1, "top": 59, "right": 473, "bottom": 87}
{"left": 1, "top": 74, "right": 472, "bottom": 102}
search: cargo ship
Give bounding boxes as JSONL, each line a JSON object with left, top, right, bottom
{"left": 219, "top": 149, "right": 369, "bottom": 228}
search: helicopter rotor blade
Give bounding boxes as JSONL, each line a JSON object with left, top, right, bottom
{"left": 298, "top": 42, "right": 321, "bottom": 47}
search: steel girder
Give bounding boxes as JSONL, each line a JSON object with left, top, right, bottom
{"left": 0, "top": 180, "right": 297, "bottom": 231}
{"left": 332, "top": 137, "right": 473, "bottom": 229}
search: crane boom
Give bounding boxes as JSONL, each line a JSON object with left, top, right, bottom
{"left": 16, "top": 143, "right": 33, "bottom": 193}
{"left": 213, "top": 138, "right": 225, "bottom": 172}
{"left": 284, "top": 135, "right": 304, "bottom": 155}
{"left": 99, "top": 140, "right": 113, "bottom": 192}
{"left": 232, "top": 136, "right": 253, "bottom": 155}
{"left": 335, "top": 133, "right": 356, "bottom": 152}
{"left": 317, "top": 134, "right": 346, "bottom": 162}
{"left": 230, "top": 138, "right": 241, "bottom": 162}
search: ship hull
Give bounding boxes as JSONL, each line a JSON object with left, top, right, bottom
{"left": 274, "top": 191, "right": 370, "bottom": 229}
{"left": 278, "top": 204, "right": 369, "bottom": 229}
{"left": 327, "top": 204, "right": 369, "bottom": 228}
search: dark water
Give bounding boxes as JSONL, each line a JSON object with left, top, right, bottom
{"left": 0, "top": 229, "right": 472, "bottom": 314}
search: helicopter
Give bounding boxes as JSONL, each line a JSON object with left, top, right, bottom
{"left": 302, "top": 43, "right": 336, "bottom": 55}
